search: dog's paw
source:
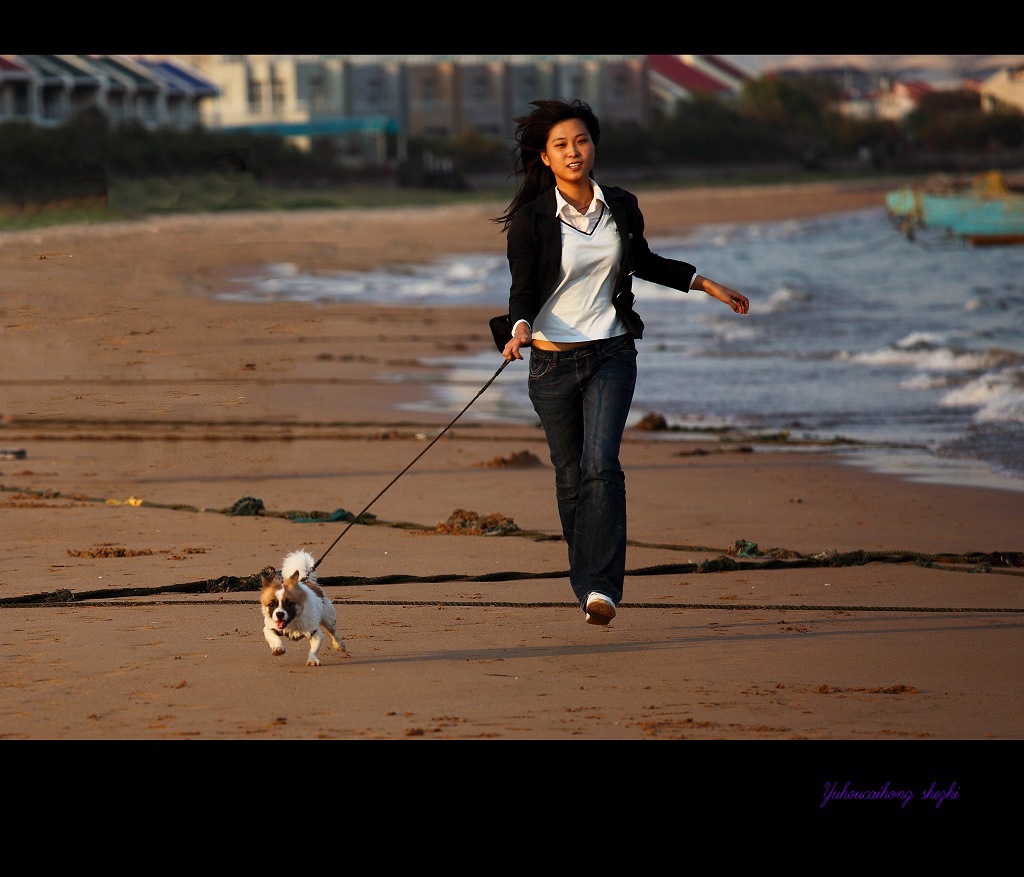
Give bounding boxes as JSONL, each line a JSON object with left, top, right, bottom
{"left": 271, "top": 647, "right": 286, "bottom": 657}
{"left": 306, "top": 658, "right": 322, "bottom": 667}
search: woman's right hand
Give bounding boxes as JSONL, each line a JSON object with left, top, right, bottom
{"left": 503, "top": 326, "right": 533, "bottom": 361}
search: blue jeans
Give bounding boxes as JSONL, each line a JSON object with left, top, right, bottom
{"left": 528, "top": 334, "right": 637, "bottom": 608}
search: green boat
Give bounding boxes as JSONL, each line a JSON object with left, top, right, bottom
{"left": 885, "top": 170, "right": 1024, "bottom": 246}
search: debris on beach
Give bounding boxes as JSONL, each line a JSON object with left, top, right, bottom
{"left": 67, "top": 544, "right": 154, "bottom": 558}
{"left": 476, "top": 450, "right": 543, "bottom": 468}
{"left": 228, "top": 496, "right": 265, "bottom": 516}
{"left": 105, "top": 496, "right": 144, "bottom": 506}
{"left": 634, "top": 412, "right": 668, "bottom": 431}
{"left": 432, "top": 508, "right": 520, "bottom": 536}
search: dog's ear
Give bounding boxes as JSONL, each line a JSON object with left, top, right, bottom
{"left": 284, "top": 570, "right": 302, "bottom": 588}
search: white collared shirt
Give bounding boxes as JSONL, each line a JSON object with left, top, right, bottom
{"left": 554, "top": 185, "right": 605, "bottom": 233}
{"left": 533, "top": 182, "right": 627, "bottom": 343}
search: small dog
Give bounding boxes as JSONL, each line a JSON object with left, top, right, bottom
{"left": 260, "top": 549, "right": 347, "bottom": 666}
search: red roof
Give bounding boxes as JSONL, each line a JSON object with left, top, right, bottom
{"left": 894, "top": 80, "right": 933, "bottom": 101}
{"left": 0, "top": 56, "right": 32, "bottom": 77}
{"left": 693, "top": 54, "right": 752, "bottom": 83}
{"left": 647, "top": 54, "right": 733, "bottom": 95}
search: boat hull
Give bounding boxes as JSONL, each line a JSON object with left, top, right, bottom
{"left": 885, "top": 172, "right": 1024, "bottom": 246}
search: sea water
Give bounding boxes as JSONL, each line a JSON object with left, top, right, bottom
{"left": 217, "top": 206, "right": 1024, "bottom": 493}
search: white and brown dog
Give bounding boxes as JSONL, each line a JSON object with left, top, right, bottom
{"left": 260, "top": 550, "right": 347, "bottom": 666}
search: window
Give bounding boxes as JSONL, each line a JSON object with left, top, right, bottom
{"left": 247, "top": 78, "right": 263, "bottom": 113}
{"left": 419, "top": 76, "right": 437, "bottom": 109}
{"left": 271, "top": 74, "right": 287, "bottom": 109}
{"left": 308, "top": 73, "right": 326, "bottom": 111}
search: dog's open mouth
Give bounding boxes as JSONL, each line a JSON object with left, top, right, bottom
{"left": 275, "top": 619, "right": 287, "bottom": 630}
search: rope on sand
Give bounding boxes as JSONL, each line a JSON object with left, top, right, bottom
{"left": 2, "top": 542, "right": 1022, "bottom": 610}
{"left": 0, "top": 485, "right": 379, "bottom": 525}
{"left": 3, "top": 598, "right": 1022, "bottom": 614}
{"left": 2, "top": 482, "right": 1022, "bottom": 608}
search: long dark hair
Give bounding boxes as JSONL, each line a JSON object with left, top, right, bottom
{"left": 491, "top": 98, "right": 601, "bottom": 232}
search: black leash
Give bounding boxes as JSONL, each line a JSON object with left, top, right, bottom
{"left": 314, "top": 358, "right": 513, "bottom": 571}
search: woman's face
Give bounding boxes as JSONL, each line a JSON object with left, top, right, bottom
{"left": 540, "top": 119, "right": 595, "bottom": 185}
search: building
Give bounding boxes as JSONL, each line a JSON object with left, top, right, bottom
{"left": 174, "top": 53, "right": 748, "bottom": 165}
{"left": 980, "top": 64, "right": 1024, "bottom": 114}
{"left": 0, "top": 54, "right": 219, "bottom": 129}
{"left": 172, "top": 54, "right": 661, "bottom": 164}
{"left": 1, "top": 53, "right": 747, "bottom": 168}
{"left": 647, "top": 54, "right": 749, "bottom": 112}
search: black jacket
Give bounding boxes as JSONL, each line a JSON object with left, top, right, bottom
{"left": 505, "top": 184, "right": 697, "bottom": 340}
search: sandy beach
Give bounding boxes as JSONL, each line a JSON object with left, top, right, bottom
{"left": 1, "top": 178, "right": 1020, "bottom": 813}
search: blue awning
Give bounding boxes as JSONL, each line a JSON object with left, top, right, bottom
{"left": 135, "top": 58, "right": 220, "bottom": 98}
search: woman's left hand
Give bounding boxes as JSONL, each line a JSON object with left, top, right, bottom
{"left": 697, "top": 276, "right": 749, "bottom": 314}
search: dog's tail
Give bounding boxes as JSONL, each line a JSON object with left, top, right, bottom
{"left": 281, "top": 549, "right": 317, "bottom": 583}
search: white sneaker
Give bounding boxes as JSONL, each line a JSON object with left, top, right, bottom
{"left": 584, "top": 592, "right": 616, "bottom": 625}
